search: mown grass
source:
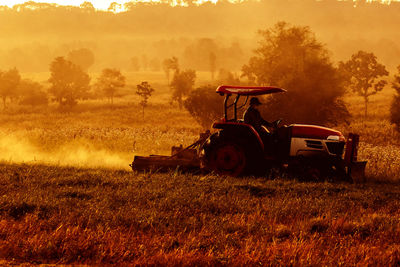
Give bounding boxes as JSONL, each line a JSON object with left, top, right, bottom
{"left": 1, "top": 163, "right": 400, "bottom": 265}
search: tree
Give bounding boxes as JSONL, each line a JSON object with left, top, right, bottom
{"left": 136, "top": 82, "right": 155, "bottom": 119}
{"left": 18, "top": 79, "right": 48, "bottom": 106}
{"left": 149, "top": 58, "right": 161, "bottom": 71}
{"left": 48, "top": 57, "right": 90, "bottom": 106}
{"left": 241, "top": 22, "right": 349, "bottom": 124}
{"left": 162, "top": 57, "right": 179, "bottom": 85}
{"left": 108, "top": 2, "right": 122, "bottom": 13}
{"left": 184, "top": 85, "right": 223, "bottom": 128}
{"left": 182, "top": 38, "right": 218, "bottom": 71}
{"left": 170, "top": 69, "right": 196, "bottom": 109}
{"left": 96, "top": 68, "right": 126, "bottom": 104}
{"left": 217, "top": 68, "right": 240, "bottom": 85}
{"left": 67, "top": 48, "right": 95, "bottom": 72}
{"left": 390, "top": 65, "right": 400, "bottom": 130}
{"left": 340, "top": 51, "right": 388, "bottom": 117}
{"left": 209, "top": 52, "right": 216, "bottom": 80}
{"left": 141, "top": 54, "right": 148, "bottom": 71}
{"left": 79, "top": 1, "right": 95, "bottom": 12}
{"left": 0, "top": 68, "right": 21, "bottom": 108}
{"left": 131, "top": 57, "right": 140, "bottom": 71}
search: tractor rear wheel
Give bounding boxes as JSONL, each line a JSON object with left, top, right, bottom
{"left": 207, "top": 141, "right": 246, "bottom": 176}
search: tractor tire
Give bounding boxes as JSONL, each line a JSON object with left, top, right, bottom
{"left": 207, "top": 141, "right": 247, "bottom": 176}
{"left": 201, "top": 133, "right": 265, "bottom": 176}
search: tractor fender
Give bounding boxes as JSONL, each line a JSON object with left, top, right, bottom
{"left": 200, "top": 122, "right": 266, "bottom": 175}
{"left": 212, "top": 122, "right": 264, "bottom": 154}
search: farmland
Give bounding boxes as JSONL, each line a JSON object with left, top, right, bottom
{"left": 1, "top": 164, "right": 400, "bottom": 265}
{"left": 0, "top": 70, "right": 400, "bottom": 265}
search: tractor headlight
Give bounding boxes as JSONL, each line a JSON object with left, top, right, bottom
{"left": 327, "top": 135, "right": 345, "bottom": 142}
{"left": 327, "top": 135, "right": 339, "bottom": 141}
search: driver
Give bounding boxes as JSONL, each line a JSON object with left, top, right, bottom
{"left": 243, "top": 97, "right": 273, "bottom": 133}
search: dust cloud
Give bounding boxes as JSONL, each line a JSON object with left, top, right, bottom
{"left": 0, "top": 135, "right": 131, "bottom": 170}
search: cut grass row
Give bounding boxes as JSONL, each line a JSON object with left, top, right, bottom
{"left": 1, "top": 163, "right": 400, "bottom": 265}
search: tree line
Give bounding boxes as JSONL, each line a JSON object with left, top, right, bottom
{"left": 0, "top": 57, "right": 154, "bottom": 118}
{"left": 2, "top": 22, "right": 400, "bottom": 131}
{"left": 2, "top": 0, "right": 400, "bottom": 73}
{"left": 185, "top": 22, "right": 400, "bottom": 129}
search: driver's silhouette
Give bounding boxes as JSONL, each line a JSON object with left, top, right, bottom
{"left": 243, "top": 97, "right": 275, "bottom": 153}
{"left": 243, "top": 97, "right": 273, "bottom": 132}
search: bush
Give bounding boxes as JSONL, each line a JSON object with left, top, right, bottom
{"left": 184, "top": 85, "right": 223, "bottom": 128}
{"left": 18, "top": 79, "right": 48, "bottom": 106}
{"left": 390, "top": 65, "right": 400, "bottom": 130}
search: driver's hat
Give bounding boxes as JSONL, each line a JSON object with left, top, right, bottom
{"left": 250, "top": 97, "right": 262, "bottom": 106}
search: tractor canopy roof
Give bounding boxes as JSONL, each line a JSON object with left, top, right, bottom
{"left": 216, "top": 85, "right": 286, "bottom": 96}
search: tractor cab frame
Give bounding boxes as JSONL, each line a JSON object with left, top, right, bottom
{"left": 217, "top": 85, "right": 286, "bottom": 122}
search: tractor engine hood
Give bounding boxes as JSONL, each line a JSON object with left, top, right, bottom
{"left": 289, "top": 124, "right": 345, "bottom": 141}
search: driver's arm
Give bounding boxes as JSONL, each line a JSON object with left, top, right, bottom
{"left": 261, "top": 118, "right": 273, "bottom": 127}
{"left": 258, "top": 113, "right": 274, "bottom": 127}
{"left": 254, "top": 109, "right": 273, "bottom": 127}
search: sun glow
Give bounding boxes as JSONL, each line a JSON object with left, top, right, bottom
{"left": 0, "top": 0, "right": 130, "bottom": 10}
{"left": 0, "top": 0, "right": 396, "bottom": 12}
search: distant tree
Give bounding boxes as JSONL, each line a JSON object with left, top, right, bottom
{"left": 209, "top": 52, "right": 216, "bottom": 80}
{"left": 96, "top": 68, "right": 126, "bottom": 104}
{"left": 182, "top": 38, "right": 218, "bottom": 71}
{"left": 141, "top": 55, "right": 149, "bottom": 71}
{"left": 108, "top": 2, "right": 122, "bottom": 13}
{"left": 0, "top": 68, "right": 21, "bottom": 108}
{"left": 131, "top": 57, "right": 140, "bottom": 71}
{"left": 136, "top": 81, "right": 155, "bottom": 119}
{"left": 162, "top": 57, "right": 179, "bottom": 85}
{"left": 149, "top": 58, "right": 161, "bottom": 71}
{"left": 80, "top": 1, "right": 95, "bottom": 12}
{"left": 48, "top": 57, "right": 90, "bottom": 106}
{"left": 339, "top": 50, "right": 389, "bottom": 117}
{"left": 18, "top": 79, "right": 48, "bottom": 106}
{"left": 241, "top": 22, "right": 349, "bottom": 124}
{"left": 170, "top": 69, "right": 196, "bottom": 109}
{"left": 184, "top": 85, "right": 223, "bottom": 128}
{"left": 217, "top": 68, "right": 240, "bottom": 85}
{"left": 67, "top": 48, "right": 95, "bottom": 72}
{"left": 390, "top": 66, "right": 400, "bottom": 130}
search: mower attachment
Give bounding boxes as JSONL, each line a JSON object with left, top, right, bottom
{"left": 130, "top": 131, "right": 210, "bottom": 173}
{"left": 131, "top": 155, "right": 200, "bottom": 172}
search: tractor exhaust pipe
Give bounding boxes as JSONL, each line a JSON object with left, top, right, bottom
{"left": 344, "top": 133, "right": 367, "bottom": 183}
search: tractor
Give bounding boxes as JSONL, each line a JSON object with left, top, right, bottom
{"left": 131, "top": 85, "right": 366, "bottom": 182}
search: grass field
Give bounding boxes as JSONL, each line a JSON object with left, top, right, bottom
{"left": 1, "top": 163, "right": 400, "bottom": 265}
{"left": 1, "top": 71, "right": 400, "bottom": 264}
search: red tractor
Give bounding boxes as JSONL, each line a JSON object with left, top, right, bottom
{"left": 131, "top": 85, "right": 366, "bottom": 182}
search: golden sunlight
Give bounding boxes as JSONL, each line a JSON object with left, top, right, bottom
{"left": 0, "top": 0, "right": 130, "bottom": 10}
{"left": 0, "top": 0, "right": 397, "bottom": 11}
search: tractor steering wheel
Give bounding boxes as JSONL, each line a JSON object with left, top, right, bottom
{"left": 272, "top": 119, "right": 282, "bottom": 128}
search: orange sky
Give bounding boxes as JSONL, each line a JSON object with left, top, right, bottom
{"left": 0, "top": 0, "right": 133, "bottom": 10}
{"left": 0, "top": 0, "right": 396, "bottom": 11}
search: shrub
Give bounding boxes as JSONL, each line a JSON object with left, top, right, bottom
{"left": 184, "top": 85, "right": 223, "bottom": 128}
{"left": 390, "top": 65, "right": 400, "bottom": 130}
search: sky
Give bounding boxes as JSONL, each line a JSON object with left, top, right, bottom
{"left": 0, "top": 0, "right": 397, "bottom": 11}
{"left": 0, "top": 0, "right": 132, "bottom": 10}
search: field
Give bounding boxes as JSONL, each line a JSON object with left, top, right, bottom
{"left": 1, "top": 71, "right": 400, "bottom": 265}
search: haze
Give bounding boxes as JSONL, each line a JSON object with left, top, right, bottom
{"left": 0, "top": 0, "right": 399, "bottom": 75}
